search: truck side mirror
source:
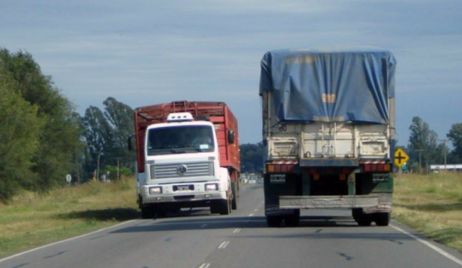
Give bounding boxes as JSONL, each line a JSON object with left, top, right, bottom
{"left": 127, "top": 135, "right": 134, "bottom": 151}
{"left": 228, "top": 130, "right": 235, "bottom": 144}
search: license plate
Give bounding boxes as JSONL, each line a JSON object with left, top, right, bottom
{"left": 270, "top": 174, "right": 286, "bottom": 184}
{"left": 174, "top": 185, "right": 194, "bottom": 191}
{"left": 372, "top": 174, "right": 388, "bottom": 182}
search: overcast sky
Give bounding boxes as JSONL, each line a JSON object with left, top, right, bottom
{"left": 1, "top": 0, "right": 461, "bottom": 144}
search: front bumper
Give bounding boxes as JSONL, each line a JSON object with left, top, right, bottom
{"left": 140, "top": 181, "right": 226, "bottom": 205}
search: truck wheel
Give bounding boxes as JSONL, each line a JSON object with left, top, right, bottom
{"left": 374, "top": 213, "right": 390, "bottom": 226}
{"left": 211, "top": 199, "right": 231, "bottom": 215}
{"left": 356, "top": 217, "right": 372, "bottom": 226}
{"left": 155, "top": 206, "right": 166, "bottom": 218}
{"left": 231, "top": 182, "right": 238, "bottom": 210}
{"left": 141, "top": 205, "right": 154, "bottom": 219}
{"left": 352, "top": 208, "right": 372, "bottom": 226}
{"left": 285, "top": 210, "right": 300, "bottom": 227}
{"left": 210, "top": 202, "right": 219, "bottom": 214}
{"left": 219, "top": 198, "right": 231, "bottom": 215}
{"left": 266, "top": 216, "right": 282, "bottom": 227}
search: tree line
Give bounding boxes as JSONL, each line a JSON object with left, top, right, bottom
{"left": 407, "top": 116, "right": 462, "bottom": 172}
{"left": 0, "top": 49, "right": 81, "bottom": 200}
{"left": 2, "top": 48, "right": 462, "bottom": 200}
{"left": 0, "top": 49, "right": 137, "bottom": 201}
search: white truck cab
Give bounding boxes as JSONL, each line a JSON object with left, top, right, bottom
{"left": 137, "top": 112, "right": 232, "bottom": 218}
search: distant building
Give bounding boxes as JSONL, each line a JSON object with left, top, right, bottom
{"left": 430, "top": 164, "right": 462, "bottom": 172}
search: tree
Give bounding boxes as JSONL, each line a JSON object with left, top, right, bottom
{"left": 81, "top": 106, "right": 112, "bottom": 179}
{"left": 103, "top": 97, "right": 135, "bottom": 168}
{"left": 240, "top": 143, "right": 264, "bottom": 173}
{"left": 0, "top": 49, "right": 82, "bottom": 191}
{"left": 81, "top": 97, "right": 135, "bottom": 180}
{"left": 447, "top": 123, "right": 462, "bottom": 163}
{"left": 0, "top": 63, "right": 44, "bottom": 200}
{"left": 407, "top": 116, "right": 444, "bottom": 171}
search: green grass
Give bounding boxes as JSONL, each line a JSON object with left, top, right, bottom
{"left": 393, "top": 172, "right": 462, "bottom": 252}
{"left": 0, "top": 179, "right": 138, "bottom": 258}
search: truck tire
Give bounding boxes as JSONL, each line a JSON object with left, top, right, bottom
{"left": 285, "top": 210, "right": 300, "bottom": 227}
{"left": 219, "top": 198, "right": 231, "bottom": 215}
{"left": 356, "top": 217, "right": 372, "bottom": 226}
{"left": 231, "top": 182, "right": 238, "bottom": 210}
{"left": 352, "top": 208, "right": 372, "bottom": 226}
{"left": 155, "top": 205, "right": 167, "bottom": 218}
{"left": 210, "top": 201, "right": 219, "bottom": 214}
{"left": 210, "top": 199, "right": 231, "bottom": 215}
{"left": 141, "top": 205, "right": 154, "bottom": 219}
{"left": 374, "top": 213, "right": 390, "bottom": 226}
{"left": 266, "top": 216, "right": 282, "bottom": 227}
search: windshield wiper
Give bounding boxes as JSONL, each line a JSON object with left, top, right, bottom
{"left": 170, "top": 149, "right": 187, "bottom": 154}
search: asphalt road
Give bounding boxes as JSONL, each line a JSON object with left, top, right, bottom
{"left": 1, "top": 183, "right": 462, "bottom": 268}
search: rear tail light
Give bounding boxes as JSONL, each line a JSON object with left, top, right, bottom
{"left": 362, "top": 163, "right": 390, "bottom": 172}
{"left": 266, "top": 163, "right": 296, "bottom": 173}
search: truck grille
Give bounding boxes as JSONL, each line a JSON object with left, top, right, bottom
{"left": 150, "top": 161, "right": 213, "bottom": 179}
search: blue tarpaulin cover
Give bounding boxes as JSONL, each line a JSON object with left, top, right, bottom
{"left": 260, "top": 50, "right": 396, "bottom": 124}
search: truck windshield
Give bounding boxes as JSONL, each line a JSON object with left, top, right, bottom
{"left": 147, "top": 125, "right": 215, "bottom": 155}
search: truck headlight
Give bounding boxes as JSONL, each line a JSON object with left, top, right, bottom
{"left": 149, "top": 186, "right": 162, "bottom": 194}
{"left": 205, "top": 183, "right": 219, "bottom": 191}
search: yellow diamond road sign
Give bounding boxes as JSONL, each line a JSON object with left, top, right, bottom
{"left": 394, "top": 148, "right": 409, "bottom": 168}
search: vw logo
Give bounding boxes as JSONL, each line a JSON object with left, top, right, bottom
{"left": 176, "top": 164, "right": 188, "bottom": 175}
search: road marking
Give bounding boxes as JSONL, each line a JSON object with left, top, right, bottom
{"left": 253, "top": 208, "right": 259, "bottom": 212}
{"left": 218, "top": 241, "right": 230, "bottom": 249}
{"left": 391, "top": 224, "right": 462, "bottom": 266}
{"left": 233, "top": 228, "right": 241, "bottom": 234}
{"left": 0, "top": 220, "right": 137, "bottom": 264}
{"left": 248, "top": 213, "right": 254, "bottom": 217}
{"left": 198, "top": 262, "right": 210, "bottom": 268}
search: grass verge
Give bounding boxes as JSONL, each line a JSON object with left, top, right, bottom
{"left": 0, "top": 179, "right": 138, "bottom": 258}
{"left": 393, "top": 172, "right": 462, "bottom": 252}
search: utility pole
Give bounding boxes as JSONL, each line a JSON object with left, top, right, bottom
{"left": 96, "top": 152, "right": 102, "bottom": 181}
{"left": 442, "top": 139, "right": 448, "bottom": 169}
{"left": 436, "top": 139, "right": 448, "bottom": 171}
{"left": 117, "top": 158, "right": 120, "bottom": 180}
{"left": 415, "top": 149, "right": 424, "bottom": 173}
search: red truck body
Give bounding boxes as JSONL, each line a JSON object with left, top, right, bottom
{"left": 134, "top": 100, "right": 240, "bottom": 181}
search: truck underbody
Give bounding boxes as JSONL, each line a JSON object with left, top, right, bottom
{"left": 264, "top": 161, "right": 393, "bottom": 227}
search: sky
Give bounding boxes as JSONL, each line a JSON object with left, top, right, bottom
{"left": 1, "top": 0, "right": 461, "bottom": 144}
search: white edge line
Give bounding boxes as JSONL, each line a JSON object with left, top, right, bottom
{"left": 0, "top": 219, "right": 138, "bottom": 263}
{"left": 391, "top": 224, "right": 462, "bottom": 266}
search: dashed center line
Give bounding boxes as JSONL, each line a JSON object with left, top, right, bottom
{"left": 218, "top": 241, "right": 230, "bottom": 249}
{"left": 198, "top": 262, "right": 210, "bottom": 268}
